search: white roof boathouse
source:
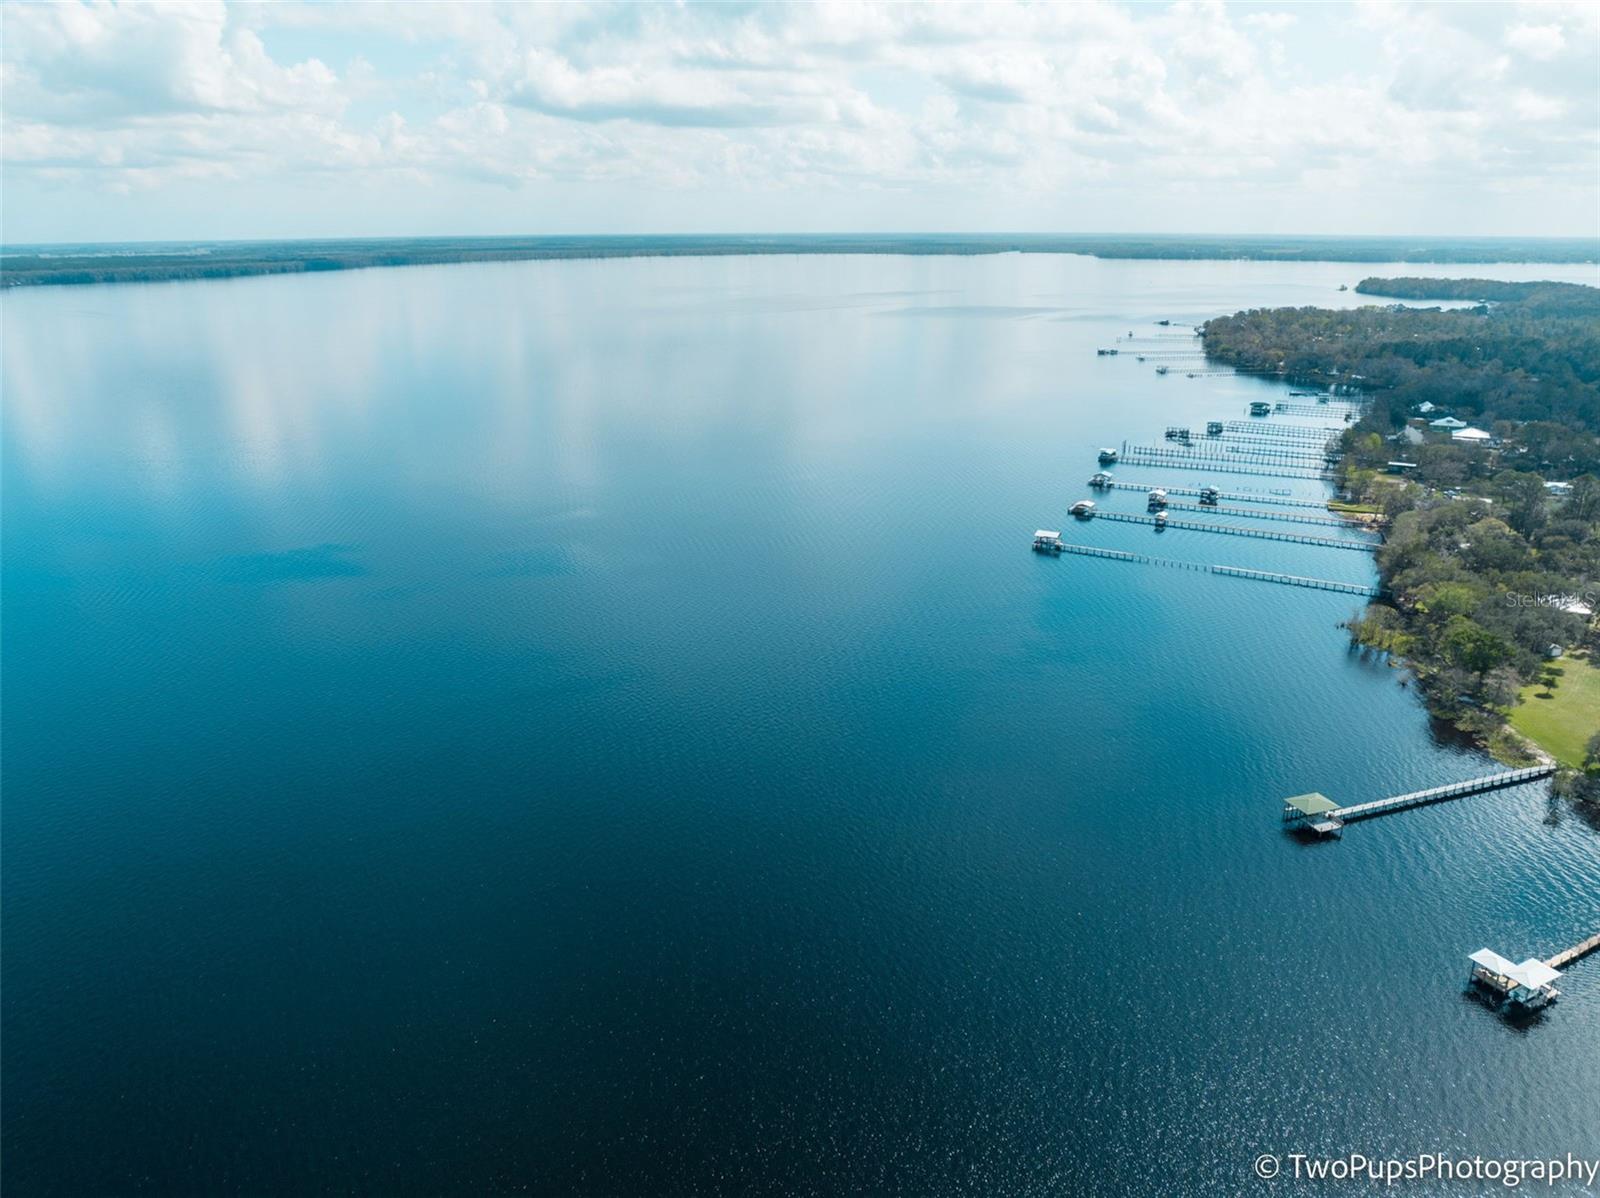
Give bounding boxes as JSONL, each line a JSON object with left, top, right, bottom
{"left": 1032, "top": 529, "right": 1063, "bottom": 554}
{"left": 1467, "top": 949, "right": 1562, "bottom": 1012}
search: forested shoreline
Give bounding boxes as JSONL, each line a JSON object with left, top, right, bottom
{"left": 3, "top": 234, "right": 1596, "bottom": 289}
{"left": 1202, "top": 280, "right": 1600, "bottom": 795}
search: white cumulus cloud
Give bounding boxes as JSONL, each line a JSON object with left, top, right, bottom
{"left": 1, "top": 0, "right": 1595, "bottom": 241}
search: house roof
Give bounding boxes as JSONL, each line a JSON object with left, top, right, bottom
{"left": 1284, "top": 792, "right": 1340, "bottom": 816}
{"left": 1430, "top": 416, "right": 1468, "bottom": 428}
{"left": 1452, "top": 427, "right": 1492, "bottom": 441}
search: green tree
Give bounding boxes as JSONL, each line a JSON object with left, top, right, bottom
{"left": 1440, "top": 616, "right": 1511, "bottom": 680}
{"left": 1414, "top": 581, "right": 1482, "bottom": 622}
{"left": 1569, "top": 475, "right": 1600, "bottom": 522}
{"left": 1494, "top": 471, "right": 1548, "bottom": 537}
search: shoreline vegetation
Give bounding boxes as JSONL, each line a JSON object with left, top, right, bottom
{"left": 1202, "top": 277, "right": 1600, "bottom": 803}
{"left": 2, "top": 233, "right": 1597, "bottom": 289}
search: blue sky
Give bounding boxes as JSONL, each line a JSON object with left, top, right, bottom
{"left": 3, "top": 1, "right": 1597, "bottom": 245}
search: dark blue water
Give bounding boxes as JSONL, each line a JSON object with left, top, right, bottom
{"left": 5, "top": 254, "right": 1598, "bottom": 1195}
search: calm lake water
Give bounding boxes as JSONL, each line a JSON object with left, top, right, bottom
{"left": 4, "top": 253, "right": 1599, "bottom": 1195}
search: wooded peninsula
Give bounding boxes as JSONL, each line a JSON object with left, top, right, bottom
{"left": 1202, "top": 278, "right": 1600, "bottom": 799}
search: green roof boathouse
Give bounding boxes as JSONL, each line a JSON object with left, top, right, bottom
{"left": 1282, "top": 792, "right": 1344, "bottom": 837}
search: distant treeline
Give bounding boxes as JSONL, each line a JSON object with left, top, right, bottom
{"left": 1200, "top": 279, "right": 1600, "bottom": 438}
{"left": 3, "top": 234, "right": 1597, "bottom": 289}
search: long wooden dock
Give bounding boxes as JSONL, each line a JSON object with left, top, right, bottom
{"left": 1127, "top": 442, "right": 1339, "bottom": 469}
{"left": 1118, "top": 453, "right": 1330, "bottom": 480}
{"left": 1090, "top": 509, "right": 1375, "bottom": 551}
{"left": 1047, "top": 541, "right": 1379, "bottom": 595}
{"left": 1271, "top": 402, "right": 1361, "bottom": 417}
{"left": 1216, "top": 431, "right": 1337, "bottom": 451}
{"left": 1163, "top": 499, "right": 1375, "bottom": 531}
{"left": 1222, "top": 421, "right": 1338, "bottom": 440}
{"left": 1547, "top": 933, "right": 1600, "bottom": 970}
{"left": 1095, "top": 481, "right": 1330, "bottom": 510}
{"left": 1221, "top": 421, "right": 1338, "bottom": 441}
{"left": 1327, "top": 766, "right": 1555, "bottom": 823}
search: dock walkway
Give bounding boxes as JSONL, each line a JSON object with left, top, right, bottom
{"left": 1118, "top": 453, "right": 1330, "bottom": 480}
{"left": 1548, "top": 933, "right": 1600, "bottom": 970}
{"left": 1096, "top": 481, "right": 1329, "bottom": 510}
{"left": 1326, "top": 766, "right": 1556, "bottom": 824}
{"left": 1127, "top": 442, "right": 1339, "bottom": 469}
{"left": 1222, "top": 421, "right": 1337, "bottom": 440}
{"left": 1217, "top": 431, "right": 1336, "bottom": 451}
{"left": 1048, "top": 541, "right": 1379, "bottom": 596}
{"left": 1272, "top": 403, "right": 1361, "bottom": 418}
{"left": 1163, "top": 499, "right": 1374, "bottom": 532}
{"left": 1091, "top": 510, "right": 1375, "bottom": 552}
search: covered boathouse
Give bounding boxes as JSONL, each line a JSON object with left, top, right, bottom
{"left": 1282, "top": 792, "right": 1344, "bottom": 837}
{"left": 1467, "top": 950, "right": 1562, "bottom": 1012}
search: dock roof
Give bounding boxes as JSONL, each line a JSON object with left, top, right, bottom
{"left": 1284, "top": 792, "right": 1339, "bottom": 816}
{"left": 1511, "top": 959, "right": 1562, "bottom": 990}
{"left": 1470, "top": 950, "right": 1562, "bottom": 991}
{"left": 1470, "top": 948, "right": 1518, "bottom": 976}
{"left": 1034, "top": 529, "right": 1061, "bottom": 539}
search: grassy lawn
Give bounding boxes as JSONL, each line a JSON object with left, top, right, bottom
{"left": 1510, "top": 654, "right": 1600, "bottom": 768}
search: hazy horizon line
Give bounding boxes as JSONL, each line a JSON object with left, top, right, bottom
{"left": 5, "top": 230, "right": 1600, "bottom": 253}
